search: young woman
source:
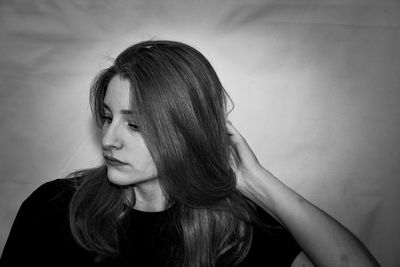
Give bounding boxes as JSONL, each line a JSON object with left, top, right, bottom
{"left": 0, "top": 40, "right": 380, "bottom": 266}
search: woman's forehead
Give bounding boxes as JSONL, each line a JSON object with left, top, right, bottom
{"left": 104, "top": 75, "right": 131, "bottom": 108}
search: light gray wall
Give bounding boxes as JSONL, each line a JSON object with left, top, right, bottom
{"left": 1, "top": 1, "right": 399, "bottom": 265}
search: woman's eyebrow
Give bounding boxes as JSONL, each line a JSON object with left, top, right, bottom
{"left": 103, "top": 103, "right": 133, "bottom": 115}
{"left": 120, "top": 110, "right": 133, "bottom": 115}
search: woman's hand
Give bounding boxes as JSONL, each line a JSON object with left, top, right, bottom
{"left": 226, "top": 120, "right": 275, "bottom": 201}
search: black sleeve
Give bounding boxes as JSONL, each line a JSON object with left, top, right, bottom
{"left": 0, "top": 179, "right": 92, "bottom": 266}
{"left": 239, "top": 205, "right": 302, "bottom": 267}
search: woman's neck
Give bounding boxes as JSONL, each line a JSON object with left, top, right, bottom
{"left": 127, "top": 178, "right": 168, "bottom": 212}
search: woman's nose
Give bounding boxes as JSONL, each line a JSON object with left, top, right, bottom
{"left": 102, "top": 122, "right": 123, "bottom": 150}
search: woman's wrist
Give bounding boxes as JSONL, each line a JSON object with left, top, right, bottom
{"left": 238, "top": 167, "right": 283, "bottom": 216}
{"left": 240, "top": 167, "right": 307, "bottom": 226}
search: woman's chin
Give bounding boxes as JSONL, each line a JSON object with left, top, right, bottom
{"left": 106, "top": 169, "right": 134, "bottom": 186}
{"left": 106, "top": 168, "right": 157, "bottom": 186}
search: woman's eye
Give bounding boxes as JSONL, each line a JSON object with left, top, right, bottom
{"left": 101, "top": 116, "right": 112, "bottom": 124}
{"left": 128, "top": 123, "right": 139, "bottom": 131}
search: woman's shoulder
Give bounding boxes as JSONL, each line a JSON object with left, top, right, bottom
{"left": 1, "top": 177, "right": 92, "bottom": 265}
{"left": 21, "top": 177, "right": 78, "bottom": 213}
{"left": 239, "top": 203, "right": 301, "bottom": 266}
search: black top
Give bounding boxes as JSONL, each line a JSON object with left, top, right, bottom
{"left": 1, "top": 178, "right": 301, "bottom": 266}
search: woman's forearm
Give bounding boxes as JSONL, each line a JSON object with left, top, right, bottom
{"left": 243, "top": 168, "right": 380, "bottom": 267}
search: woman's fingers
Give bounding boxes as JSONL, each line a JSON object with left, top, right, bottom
{"left": 226, "top": 120, "right": 245, "bottom": 146}
{"left": 225, "top": 120, "right": 259, "bottom": 165}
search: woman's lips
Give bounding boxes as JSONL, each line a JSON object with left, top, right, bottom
{"left": 103, "top": 155, "right": 128, "bottom": 166}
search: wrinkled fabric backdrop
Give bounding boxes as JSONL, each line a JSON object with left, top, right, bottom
{"left": 1, "top": 0, "right": 399, "bottom": 265}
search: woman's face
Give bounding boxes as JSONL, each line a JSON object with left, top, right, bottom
{"left": 101, "top": 75, "right": 157, "bottom": 186}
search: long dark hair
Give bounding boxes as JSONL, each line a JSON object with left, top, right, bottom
{"left": 69, "top": 40, "right": 257, "bottom": 266}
